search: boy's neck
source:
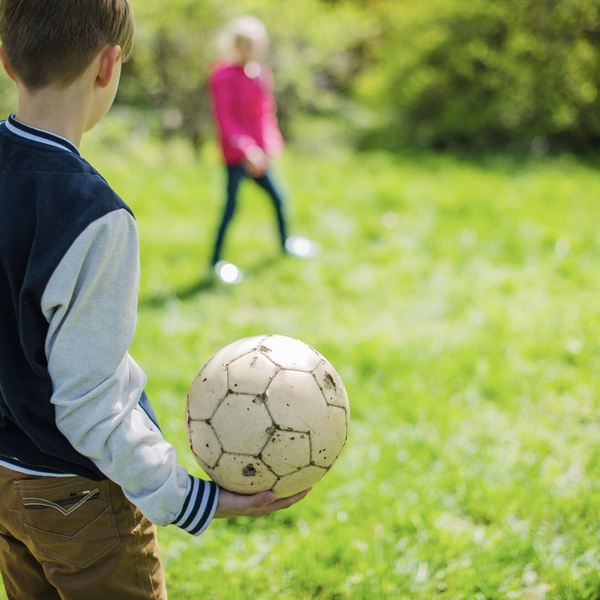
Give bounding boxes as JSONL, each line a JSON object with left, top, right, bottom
{"left": 15, "top": 83, "right": 92, "bottom": 149}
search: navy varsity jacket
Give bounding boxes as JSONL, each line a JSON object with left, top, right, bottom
{"left": 0, "top": 115, "right": 218, "bottom": 535}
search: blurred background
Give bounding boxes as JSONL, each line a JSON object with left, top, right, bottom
{"left": 1, "top": 0, "right": 597, "bottom": 157}
{"left": 116, "top": 0, "right": 600, "bottom": 156}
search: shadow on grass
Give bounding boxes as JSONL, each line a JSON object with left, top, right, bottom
{"left": 139, "top": 277, "right": 216, "bottom": 309}
{"left": 139, "top": 255, "right": 281, "bottom": 309}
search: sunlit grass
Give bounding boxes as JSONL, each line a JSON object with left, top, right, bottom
{"left": 2, "top": 126, "right": 600, "bottom": 598}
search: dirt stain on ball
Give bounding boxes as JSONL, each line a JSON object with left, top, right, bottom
{"left": 323, "top": 372, "right": 336, "bottom": 390}
{"left": 242, "top": 464, "right": 257, "bottom": 477}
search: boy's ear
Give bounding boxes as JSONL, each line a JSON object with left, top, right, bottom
{"left": 96, "top": 45, "right": 121, "bottom": 89}
{"left": 0, "top": 46, "right": 16, "bottom": 82}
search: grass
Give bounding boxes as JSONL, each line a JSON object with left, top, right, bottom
{"left": 2, "top": 120, "right": 600, "bottom": 599}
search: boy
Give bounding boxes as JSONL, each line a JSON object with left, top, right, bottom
{"left": 0, "top": 2, "right": 309, "bottom": 599}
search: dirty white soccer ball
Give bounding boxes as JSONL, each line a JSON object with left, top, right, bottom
{"left": 185, "top": 335, "right": 350, "bottom": 498}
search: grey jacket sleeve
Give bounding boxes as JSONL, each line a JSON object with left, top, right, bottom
{"left": 41, "top": 209, "right": 218, "bottom": 534}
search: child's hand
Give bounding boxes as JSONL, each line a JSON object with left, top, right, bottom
{"left": 243, "top": 145, "right": 269, "bottom": 177}
{"left": 214, "top": 487, "right": 311, "bottom": 519}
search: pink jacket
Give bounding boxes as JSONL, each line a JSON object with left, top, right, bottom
{"left": 209, "top": 61, "right": 285, "bottom": 165}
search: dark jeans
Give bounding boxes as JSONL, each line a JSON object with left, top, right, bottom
{"left": 211, "top": 164, "right": 288, "bottom": 266}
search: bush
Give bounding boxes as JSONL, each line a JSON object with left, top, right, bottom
{"left": 355, "top": 0, "right": 600, "bottom": 153}
{"left": 0, "top": 0, "right": 597, "bottom": 155}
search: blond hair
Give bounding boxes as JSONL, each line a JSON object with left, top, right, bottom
{"left": 0, "top": 0, "right": 134, "bottom": 90}
{"left": 219, "top": 15, "right": 268, "bottom": 61}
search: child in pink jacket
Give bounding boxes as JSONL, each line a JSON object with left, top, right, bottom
{"left": 209, "top": 16, "right": 317, "bottom": 284}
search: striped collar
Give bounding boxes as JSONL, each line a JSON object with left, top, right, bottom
{"left": 2, "top": 113, "right": 80, "bottom": 156}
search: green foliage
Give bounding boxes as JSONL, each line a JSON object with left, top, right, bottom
{"left": 123, "top": 0, "right": 600, "bottom": 153}
{"left": 117, "top": 0, "right": 226, "bottom": 148}
{"left": 0, "top": 0, "right": 597, "bottom": 153}
{"left": 0, "top": 74, "right": 17, "bottom": 119}
{"left": 356, "top": 0, "right": 600, "bottom": 152}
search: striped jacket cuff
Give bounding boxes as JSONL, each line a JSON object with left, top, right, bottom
{"left": 172, "top": 475, "right": 219, "bottom": 536}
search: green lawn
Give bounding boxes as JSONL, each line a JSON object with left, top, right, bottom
{"left": 2, "top": 127, "right": 600, "bottom": 598}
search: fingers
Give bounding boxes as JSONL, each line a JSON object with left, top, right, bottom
{"left": 246, "top": 490, "right": 277, "bottom": 508}
{"left": 250, "top": 488, "right": 312, "bottom": 517}
{"left": 214, "top": 489, "right": 276, "bottom": 518}
{"left": 215, "top": 489, "right": 270, "bottom": 515}
{"left": 214, "top": 487, "right": 312, "bottom": 519}
{"left": 271, "top": 488, "right": 312, "bottom": 508}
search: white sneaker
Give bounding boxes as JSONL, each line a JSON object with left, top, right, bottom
{"left": 214, "top": 261, "right": 243, "bottom": 284}
{"left": 285, "top": 236, "right": 320, "bottom": 258}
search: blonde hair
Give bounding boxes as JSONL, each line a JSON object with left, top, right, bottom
{"left": 218, "top": 16, "right": 268, "bottom": 61}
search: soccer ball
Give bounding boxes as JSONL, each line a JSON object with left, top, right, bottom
{"left": 185, "top": 334, "right": 349, "bottom": 498}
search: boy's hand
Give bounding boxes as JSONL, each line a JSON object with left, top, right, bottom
{"left": 214, "top": 487, "right": 311, "bottom": 519}
{"left": 244, "top": 145, "right": 269, "bottom": 177}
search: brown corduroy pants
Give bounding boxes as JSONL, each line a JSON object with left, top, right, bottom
{"left": 0, "top": 465, "right": 167, "bottom": 600}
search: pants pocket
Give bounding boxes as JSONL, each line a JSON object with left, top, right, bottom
{"left": 16, "top": 477, "right": 119, "bottom": 568}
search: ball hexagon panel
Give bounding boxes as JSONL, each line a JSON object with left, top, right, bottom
{"left": 309, "top": 405, "right": 348, "bottom": 468}
{"left": 312, "top": 360, "right": 349, "bottom": 410}
{"left": 272, "top": 465, "right": 328, "bottom": 498}
{"left": 187, "top": 359, "right": 229, "bottom": 420}
{"left": 258, "top": 335, "right": 321, "bottom": 372}
{"left": 262, "top": 431, "right": 311, "bottom": 476}
{"left": 187, "top": 420, "right": 222, "bottom": 469}
{"left": 213, "top": 454, "right": 278, "bottom": 494}
{"left": 267, "top": 370, "right": 329, "bottom": 433}
{"left": 211, "top": 393, "right": 273, "bottom": 455}
{"left": 227, "top": 352, "right": 279, "bottom": 395}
